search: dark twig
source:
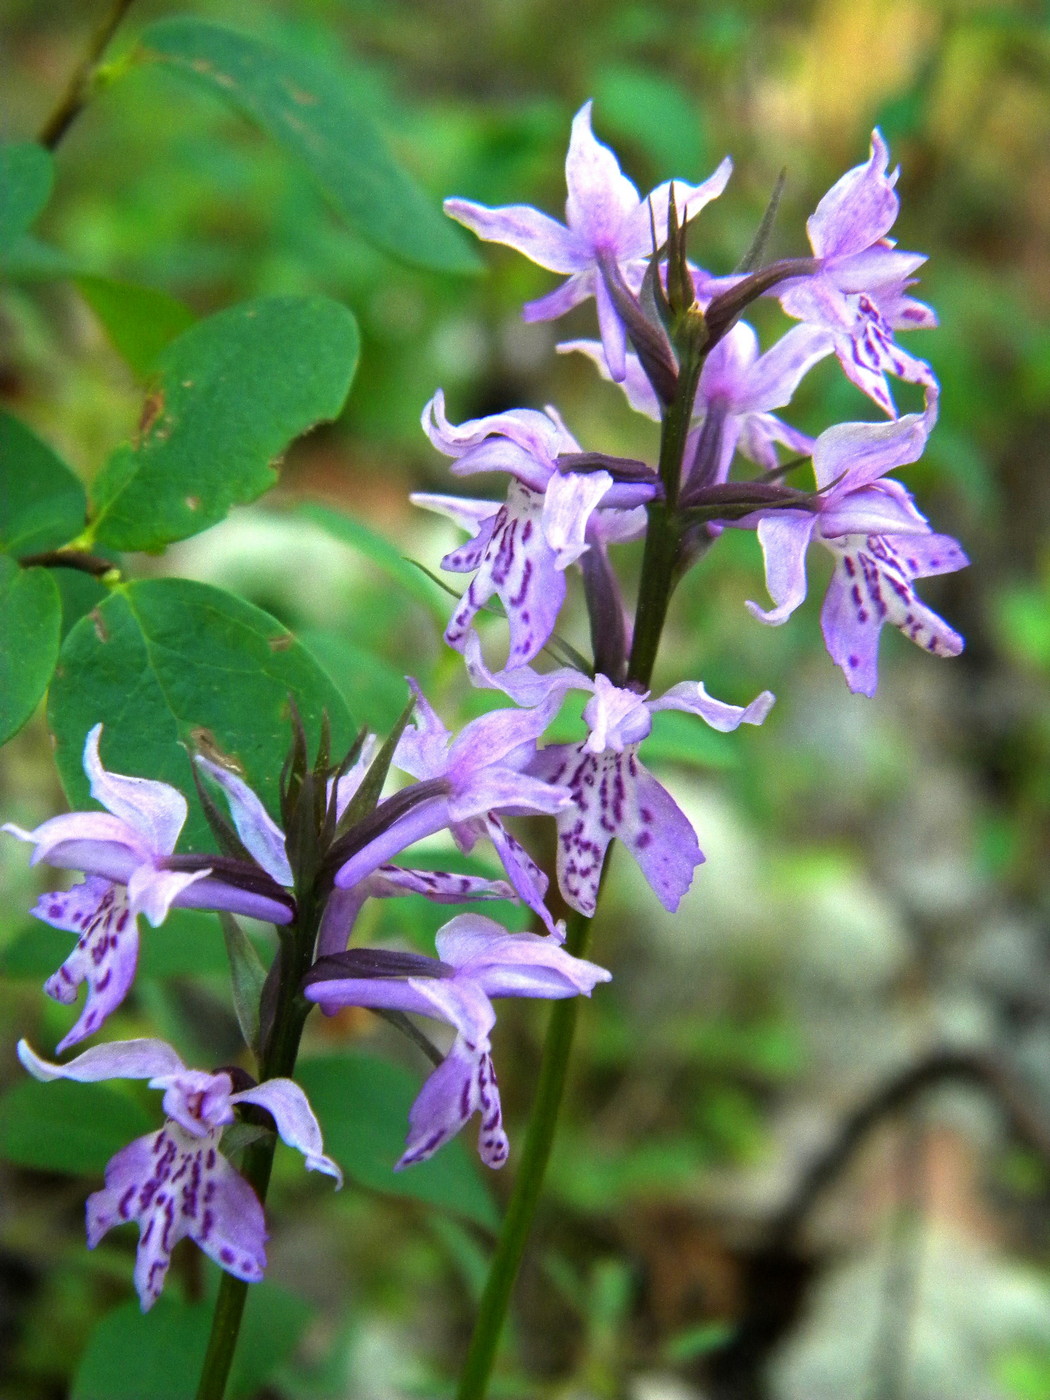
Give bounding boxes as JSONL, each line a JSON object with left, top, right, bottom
{"left": 18, "top": 549, "right": 116, "bottom": 578}
{"left": 768, "top": 1047, "right": 1050, "bottom": 1251}
{"left": 37, "top": 0, "right": 138, "bottom": 150}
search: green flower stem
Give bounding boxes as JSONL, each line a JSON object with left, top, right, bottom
{"left": 455, "top": 906, "right": 594, "bottom": 1400}
{"left": 455, "top": 366, "right": 697, "bottom": 1398}
{"left": 38, "top": 0, "right": 138, "bottom": 150}
{"left": 194, "top": 894, "right": 320, "bottom": 1400}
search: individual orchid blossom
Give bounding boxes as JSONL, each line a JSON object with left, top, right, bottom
{"left": 464, "top": 640, "right": 774, "bottom": 917}
{"left": 413, "top": 391, "right": 655, "bottom": 666}
{"left": 304, "top": 913, "right": 611, "bottom": 1168}
{"left": 744, "top": 413, "right": 968, "bottom": 694}
{"left": 328, "top": 682, "right": 570, "bottom": 938}
{"left": 3, "top": 727, "right": 294, "bottom": 1052}
{"left": 560, "top": 318, "right": 831, "bottom": 483}
{"left": 17, "top": 1038, "right": 341, "bottom": 1310}
{"left": 778, "top": 129, "right": 937, "bottom": 417}
{"left": 444, "top": 101, "right": 732, "bottom": 380}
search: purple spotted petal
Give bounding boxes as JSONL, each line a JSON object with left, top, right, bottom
{"left": 481, "top": 814, "right": 563, "bottom": 938}
{"left": 397, "top": 1038, "right": 509, "bottom": 1170}
{"left": 367, "top": 865, "right": 515, "bottom": 903}
{"left": 87, "top": 1124, "right": 266, "bottom": 1310}
{"left": 36, "top": 879, "right": 140, "bottom": 1052}
{"left": 233, "top": 1079, "right": 342, "bottom": 1185}
{"left": 821, "top": 534, "right": 966, "bottom": 695}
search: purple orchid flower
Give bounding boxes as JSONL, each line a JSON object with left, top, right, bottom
{"left": 304, "top": 913, "right": 611, "bottom": 1168}
{"left": 195, "top": 746, "right": 519, "bottom": 958}
{"left": 3, "top": 726, "right": 293, "bottom": 1052}
{"left": 778, "top": 130, "right": 937, "bottom": 417}
{"left": 329, "top": 683, "right": 570, "bottom": 938}
{"left": 744, "top": 413, "right": 968, "bottom": 694}
{"left": 465, "top": 639, "right": 774, "bottom": 917}
{"left": 444, "top": 101, "right": 732, "bottom": 380}
{"left": 413, "top": 391, "right": 655, "bottom": 666}
{"left": 561, "top": 318, "right": 831, "bottom": 482}
{"left": 17, "top": 1037, "right": 340, "bottom": 1310}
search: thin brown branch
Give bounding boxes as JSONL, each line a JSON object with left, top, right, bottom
{"left": 37, "top": 0, "right": 138, "bottom": 150}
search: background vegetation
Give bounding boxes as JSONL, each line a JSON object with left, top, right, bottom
{"left": 2, "top": 1, "right": 1049, "bottom": 1397}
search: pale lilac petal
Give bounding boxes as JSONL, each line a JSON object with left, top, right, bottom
{"left": 233, "top": 1079, "right": 343, "bottom": 1185}
{"left": 423, "top": 390, "right": 569, "bottom": 465}
{"left": 411, "top": 490, "right": 500, "bottom": 544}
{"left": 126, "top": 864, "right": 212, "bottom": 928}
{"left": 462, "top": 631, "right": 586, "bottom": 710}
{"left": 442, "top": 197, "right": 584, "bottom": 273}
{"left": 328, "top": 735, "right": 379, "bottom": 823}
{"left": 623, "top": 762, "right": 705, "bottom": 911}
{"left": 650, "top": 682, "right": 776, "bottom": 731}
{"left": 157, "top": 1070, "right": 234, "bottom": 1136}
{"left": 316, "top": 885, "right": 368, "bottom": 957}
{"left": 581, "top": 674, "right": 652, "bottom": 751}
{"left": 736, "top": 412, "right": 816, "bottom": 470}
{"left": 618, "top": 158, "right": 734, "bottom": 257}
{"left": 594, "top": 271, "right": 628, "bottom": 381}
{"left": 738, "top": 323, "right": 835, "bottom": 412}
{"left": 557, "top": 340, "right": 661, "bottom": 419}
{"left": 481, "top": 814, "right": 563, "bottom": 937}
{"left": 808, "top": 130, "right": 899, "bottom": 260}
{"left": 821, "top": 480, "right": 932, "bottom": 539}
{"left": 435, "top": 914, "right": 611, "bottom": 999}
{"left": 813, "top": 413, "right": 928, "bottom": 494}
{"left": 304, "top": 971, "right": 455, "bottom": 1021}
{"left": 745, "top": 511, "right": 817, "bottom": 625}
{"left": 3, "top": 812, "right": 147, "bottom": 880}
{"left": 830, "top": 246, "right": 925, "bottom": 292}
{"left": 36, "top": 880, "right": 140, "bottom": 1052}
{"left": 83, "top": 725, "right": 187, "bottom": 856}
{"left": 18, "top": 1036, "right": 186, "bottom": 1084}
{"left": 450, "top": 767, "right": 572, "bottom": 823}
{"left": 564, "top": 101, "right": 641, "bottom": 248}
{"left": 332, "top": 797, "right": 451, "bottom": 891}
{"left": 393, "top": 683, "right": 453, "bottom": 781}
{"left": 523, "top": 272, "right": 593, "bottom": 323}
{"left": 173, "top": 875, "right": 294, "bottom": 925}
{"left": 404, "top": 976, "right": 497, "bottom": 1045}
{"left": 541, "top": 469, "right": 612, "bottom": 568}
{"left": 194, "top": 758, "right": 292, "bottom": 886}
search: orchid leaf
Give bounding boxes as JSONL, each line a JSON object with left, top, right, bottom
{"left": 219, "top": 912, "right": 268, "bottom": 1054}
{"left": 90, "top": 296, "right": 359, "bottom": 552}
{"left": 47, "top": 578, "right": 355, "bottom": 851}
{"left": 137, "top": 19, "right": 479, "bottom": 274}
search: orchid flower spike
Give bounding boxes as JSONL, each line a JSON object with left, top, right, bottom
{"left": 444, "top": 101, "right": 732, "bottom": 380}
{"left": 305, "top": 914, "right": 611, "bottom": 1169}
{"left": 3, "top": 726, "right": 293, "bottom": 1052}
{"left": 18, "top": 1038, "right": 340, "bottom": 1310}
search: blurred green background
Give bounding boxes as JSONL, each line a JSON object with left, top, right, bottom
{"left": 2, "top": 1, "right": 1050, "bottom": 1397}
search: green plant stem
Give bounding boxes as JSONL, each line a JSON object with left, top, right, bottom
{"left": 37, "top": 0, "right": 138, "bottom": 150}
{"left": 194, "top": 897, "right": 318, "bottom": 1400}
{"left": 455, "top": 907, "right": 594, "bottom": 1400}
{"left": 455, "top": 368, "right": 696, "bottom": 1397}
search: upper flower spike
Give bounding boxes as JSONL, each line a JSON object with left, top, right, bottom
{"left": 305, "top": 914, "right": 611, "bottom": 1169}
{"left": 3, "top": 726, "right": 293, "bottom": 1051}
{"left": 18, "top": 1038, "right": 340, "bottom": 1309}
{"left": 444, "top": 101, "right": 732, "bottom": 380}
{"left": 779, "top": 130, "right": 937, "bottom": 417}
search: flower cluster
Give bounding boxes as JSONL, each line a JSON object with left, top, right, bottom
{"left": 4, "top": 103, "right": 965, "bottom": 1315}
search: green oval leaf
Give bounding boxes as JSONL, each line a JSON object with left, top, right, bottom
{"left": 0, "top": 1078, "right": 152, "bottom": 1175}
{"left": 72, "top": 1281, "right": 311, "bottom": 1400}
{"left": 137, "top": 19, "right": 478, "bottom": 274}
{"left": 75, "top": 275, "right": 197, "bottom": 379}
{"left": 0, "top": 558, "right": 62, "bottom": 743}
{"left": 47, "top": 578, "right": 355, "bottom": 851}
{"left": 90, "top": 295, "right": 359, "bottom": 552}
{"left": 0, "top": 143, "right": 54, "bottom": 253}
{"left": 297, "top": 1052, "right": 499, "bottom": 1231}
{"left": 0, "top": 410, "right": 87, "bottom": 554}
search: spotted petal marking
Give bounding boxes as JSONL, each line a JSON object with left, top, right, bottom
{"left": 444, "top": 479, "right": 565, "bottom": 666}
{"left": 87, "top": 1123, "right": 266, "bottom": 1310}
{"left": 534, "top": 743, "right": 702, "bottom": 916}
{"left": 398, "top": 1037, "right": 508, "bottom": 1170}
{"left": 38, "top": 878, "right": 139, "bottom": 1052}
{"left": 822, "top": 533, "right": 966, "bottom": 696}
